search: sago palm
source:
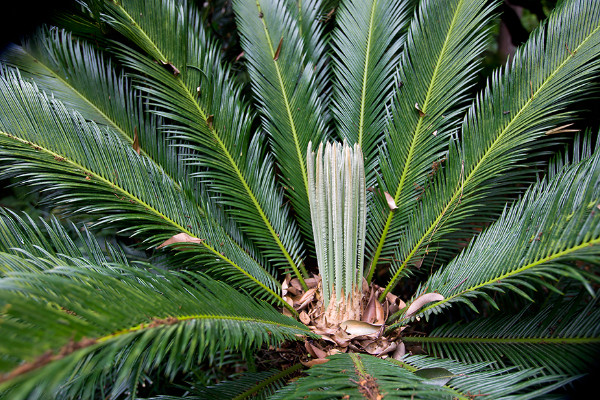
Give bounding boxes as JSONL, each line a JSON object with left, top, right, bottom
{"left": 0, "top": 0, "right": 599, "bottom": 398}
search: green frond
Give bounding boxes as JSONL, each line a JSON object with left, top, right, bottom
{"left": 331, "top": 0, "right": 412, "bottom": 168}
{"left": 288, "top": 0, "right": 331, "bottom": 109}
{"left": 233, "top": 0, "right": 329, "bottom": 242}
{"left": 367, "top": 0, "right": 498, "bottom": 277}
{"left": 392, "top": 141, "right": 600, "bottom": 324}
{"left": 398, "top": 355, "right": 576, "bottom": 399}
{"left": 0, "top": 27, "right": 198, "bottom": 206}
{"left": 1, "top": 27, "right": 141, "bottom": 140}
{"left": 0, "top": 71, "right": 285, "bottom": 305}
{"left": 0, "top": 209, "right": 129, "bottom": 267}
{"left": 271, "top": 353, "right": 570, "bottom": 399}
{"left": 0, "top": 260, "right": 312, "bottom": 399}
{"left": 403, "top": 294, "right": 600, "bottom": 376}
{"left": 171, "top": 364, "right": 303, "bottom": 400}
{"left": 381, "top": 0, "right": 600, "bottom": 298}
{"left": 94, "top": 0, "right": 307, "bottom": 282}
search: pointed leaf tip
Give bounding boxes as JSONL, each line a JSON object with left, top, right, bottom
{"left": 157, "top": 233, "right": 204, "bottom": 249}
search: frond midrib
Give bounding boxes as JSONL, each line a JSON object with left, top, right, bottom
{"left": 97, "top": 313, "right": 312, "bottom": 343}
{"left": 0, "top": 129, "right": 290, "bottom": 311}
{"left": 8, "top": 44, "right": 193, "bottom": 201}
{"left": 380, "top": 21, "right": 600, "bottom": 301}
{"left": 114, "top": 3, "right": 305, "bottom": 285}
{"left": 255, "top": 0, "right": 310, "bottom": 207}
{"left": 357, "top": 0, "right": 378, "bottom": 148}
{"left": 417, "top": 236, "right": 600, "bottom": 318}
{"left": 369, "top": 0, "right": 465, "bottom": 278}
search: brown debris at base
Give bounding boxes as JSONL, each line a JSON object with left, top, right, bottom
{"left": 282, "top": 274, "right": 408, "bottom": 364}
{"left": 0, "top": 337, "right": 97, "bottom": 383}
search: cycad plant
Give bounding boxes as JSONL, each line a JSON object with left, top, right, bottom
{"left": 0, "top": 0, "right": 599, "bottom": 398}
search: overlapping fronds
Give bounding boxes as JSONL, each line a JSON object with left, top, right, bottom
{"left": 287, "top": 0, "right": 331, "bottom": 105}
{"left": 366, "top": 0, "right": 498, "bottom": 276}
{"left": 271, "top": 353, "right": 569, "bottom": 399}
{"left": 0, "top": 0, "right": 599, "bottom": 397}
{"left": 399, "top": 355, "right": 576, "bottom": 399}
{"left": 0, "top": 259, "right": 312, "bottom": 399}
{"left": 405, "top": 294, "right": 600, "bottom": 376}
{"left": 331, "top": 0, "right": 412, "bottom": 169}
{"left": 93, "top": 0, "right": 307, "bottom": 282}
{"left": 392, "top": 142, "right": 600, "bottom": 324}
{"left": 381, "top": 0, "right": 600, "bottom": 298}
{"left": 0, "top": 24, "right": 274, "bottom": 279}
{"left": 0, "top": 70, "right": 285, "bottom": 304}
{"left": 0, "top": 209, "right": 129, "bottom": 267}
{"left": 175, "top": 365, "right": 302, "bottom": 400}
{"left": 233, "top": 0, "right": 329, "bottom": 241}
{"left": 0, "top": 26, "right": 193, "bottom": 198}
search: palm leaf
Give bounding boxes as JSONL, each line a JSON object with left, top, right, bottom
{"left": 0, "top": 259, "right": 312, "bottom": 399}
{"left": 404, "top": 293, "right": 600, "bottom": 377}
{"left": 381, "top": 0, "right": 600, "bottom": 298}
{"left": 0, "top": 71, "right": 286, "bottom": 306}
{"left": 95, "top": 0, "right": 307, "bottom": 283}
{"left": 331, "top": 0, "right": 412, "bottom": 169}
{"left": 289, "top": 0, "right": 331, "bottom": 106}
{"left": 366, "top": 0, "right": 498, "bottom": 277}
{"left": 271, "top": 353, "right": 571, "bottom": 399}
{"left": 0, "top": 209, "right": 129, "bottom": 267}
{"left": 233, "top": 0, "right": 329, "bottom": 242}
{"left": 390, "top": 140, "right": 600, "bottom": 325}
{"left": 0, "top": 27, "right": 197, "bottom": 211}
{"left": 174, "top": 364, "right": 303, "bottom": 400}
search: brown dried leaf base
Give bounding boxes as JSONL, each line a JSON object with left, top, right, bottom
{"left": 282, "top": 274, "right": 409, "bottom": 365}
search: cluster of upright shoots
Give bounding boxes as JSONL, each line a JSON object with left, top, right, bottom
{"left": 307, "top": 140, "right": 367, "bottom": 323}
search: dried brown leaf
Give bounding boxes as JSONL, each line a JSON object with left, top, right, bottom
{"left": 362, "top": 291, "right": 377, "bottom": 324}
{"left": 405, "top": 293, "right": 444, "bottom": 317}
{"left": 298, "top": 288, "right": 317, "bottom": 309}
{"left": 306, "top": 342, "right": 327, "bottom": 359}
{"left": 384, "top": 191, "right": 398, "bottom": 211}
{"left": 301, "top": 358, "right": 329, "bottom": 367}
{"left": 545, "top": 123, "right": 579, "bottom": 135}
{"left": 157, "top": 233, "right": 204, "bottom": 249}
{"left": 273, "top": 37, "right": 283, "bottom": 61}
{"left": 392, "top": 342, "right": 406, "bottom": 360}
{"left": 305, "top": 277, "right": 319, "bottom": 288}
{"left": 132, "top": 127, "right": 141, "bottom": 155}
{"left": 340, "top": 320, "right": 382, "bottom": 336}
{"left": 299, "top": 310, "right": 310, "bottom": 325}
{"left": 290, "top": 278, "right": 303, "bottom": 291}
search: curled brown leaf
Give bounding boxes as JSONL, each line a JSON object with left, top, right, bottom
{"left": 405, "top": 293, "right": 444, "bottom": 317}
{"left": 157, "top": 233, "right": 204, "bottom": 249}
